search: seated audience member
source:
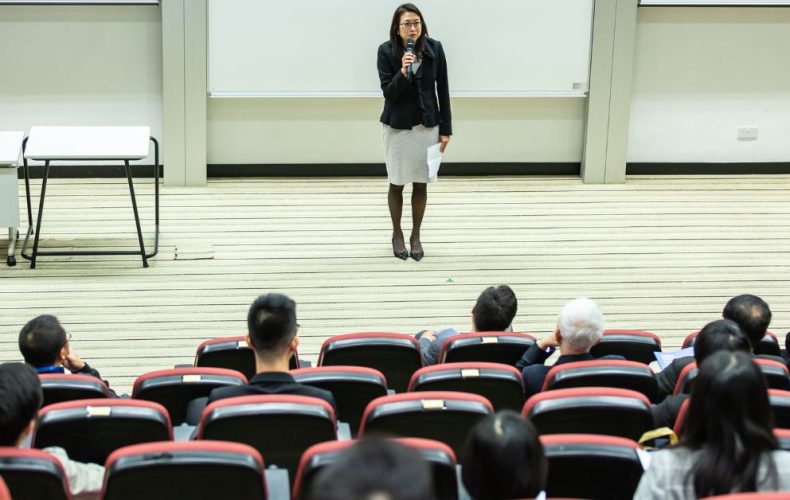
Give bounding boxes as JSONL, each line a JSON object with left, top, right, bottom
{"left": 0, "top": 362, "right": 103, "bottom": 499}
{"left": 651, "top": 319, "right": 750, "bottom": 428}
{"left": 656, "top": 293, "right": 774, "bottom": 399}
{"left": 461, "top": 410, "right": 547, "bottom": 500}
{"left": 18, "top": 315, "right": 114, "bottom": 395}
{"left": 308, "top": 438, "right": 434, "bottom": 500}
{"left": 416, "top": 285, "right": 518, "bottom": 365}
{"left": 187, "top": 293, "right": 335, "bottom": 424}
{"left": 516, "top": 298, "right": 608, "bottom": 398}
{"left": 635, "top": 351, "right": 790, "bottom": 498}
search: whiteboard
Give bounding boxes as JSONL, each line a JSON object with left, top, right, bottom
{"left": 208, "top": 0, "right": 593, "bottom": 97}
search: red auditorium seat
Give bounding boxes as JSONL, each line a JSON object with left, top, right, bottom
{"left": 438, "top": 332, "right": 536, "bottom": 365}
{"left": 292, "top": 438, "right": 457, "bottom": 500}
{"left": 683, "top": 330, "right": 781, "bottom": 357}
{"left": 195, "top": 336, "right": 299, "bottom": 379}
{"left": 317, "top": 333, "right": 421, "bottom": 393}
{"left": 673, "top": 398, "right": 690, "bottom": 436}
{"left": 774, "top": 428, "right": 790, "bottom": 451}
{"left": 408, "top": 362, "right": 525, "bottom": 411}
{"left": 0, "top": 448, "right": 71, "bottom": 500}
{"left": 102, "top": 441, "right": 267, "bottom": 500}
{"left": 674, "top": 359, "right": 789, "bottom": 395}
{"left": 704, "top": 493, "right": 790, "bottom": 500}
{"left": 754, "top": 358, "right": 790, "bottom": 390}
{"left": 196, "top": 394, "right": 337, "bottom": 479}
{"left": 291, "top": 366, "right": 388, "bottom": 435}
{"left": 39, "top": 373, "right": 112, "bottom": 407}
{"left": 589, "top": 329, "right": 662, "bottom": 364}
{"left": 358, "top": 391, "right": 493, "bottom": 456}
{"left": 673, "top": 361, "right": 698, "bottom": 396}
{"left": 541, "top": 434, "right": 644, "bottom": 500}
{"left": 132, "top": 367, "right": 247, "bottom": 425}
{"left": 522, "top": 387, "right": 653, "bottom": 441}
{"left": 769, "top": 389, "right": 790, "bottom": 429}
{"left": 541, "top": 359, "right": 660, "bottom": 403}
{"left": 0, "top": 477, "right": 9, "bottom": 500}
{"left": 32, "top": 399, "right": 172, "bottom": 465}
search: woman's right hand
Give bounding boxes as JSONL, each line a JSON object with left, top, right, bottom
{"left": 401, "top": 52, "right": 415, "bottom": 76}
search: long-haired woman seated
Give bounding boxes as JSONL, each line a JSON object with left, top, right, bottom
{"left": 635, "top": 350, "right": 790, "bottom": 498}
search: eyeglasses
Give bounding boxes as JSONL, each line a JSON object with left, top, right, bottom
{"left": 400, "top": 21, "right": 421, "bottom": 29}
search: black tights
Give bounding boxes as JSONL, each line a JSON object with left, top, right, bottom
{"left": 389, "top": 183, "right": 426, "bottom": 252}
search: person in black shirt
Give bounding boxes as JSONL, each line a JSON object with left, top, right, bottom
{"left": 187, "top": 294, "right": 335, "bottom": 424}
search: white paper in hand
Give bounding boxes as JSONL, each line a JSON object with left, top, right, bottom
{"left": 427, "top": 143, "right": 443, "bottom": 183}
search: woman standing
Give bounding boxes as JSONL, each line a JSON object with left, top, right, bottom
{"left": 377, "top": 3, "right": 451, "bottom": 261}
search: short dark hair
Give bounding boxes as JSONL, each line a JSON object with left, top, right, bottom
{"left": 388, "top": 3, "right": 429, "bottom": 61}
{"left": 462, "top": 411, "right": 547, "bottom": 500}
{"left": 247, "top": 294, "right": 297, "bottom": 356}
{"left": 694, "top": 319, "right": 751, "bottom": 365}
{"left": 473, "top": 286, "right": 517, "bottom": 332}
{"left": 722, "top": 294, "right": 771, "bottom": 348}
{"left": 309, "top": 439, "right": 434, "bottom": 500}
{"left": 681, "top": 351, "right": 777, "bottom": 497}
{"left": 0, "top": 363, "right": 43, "bottom": 446}
{"left": 18, "top": 315, "right": 67, "bottom": 368}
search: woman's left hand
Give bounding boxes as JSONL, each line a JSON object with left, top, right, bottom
{"left": 439, "top": 135, "right": 450, "bottom": 154}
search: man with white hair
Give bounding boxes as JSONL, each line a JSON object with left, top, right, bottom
{"left": 516, "top": 298, "right": 606, "bottom": 398}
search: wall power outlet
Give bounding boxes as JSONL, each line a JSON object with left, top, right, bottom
{"left": 737, "top": 126, "right": 759, "bottom": 141}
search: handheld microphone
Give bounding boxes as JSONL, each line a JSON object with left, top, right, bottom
{"left": 406, "top": 38, "right": 415, "bottom": 76}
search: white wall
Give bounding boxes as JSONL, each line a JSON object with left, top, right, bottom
{"left": 629, "top": 7, "right": 790, "bottom": 163}
{"left": 207, "top": 97, "right": 586, "bottom": 165}
{"left": 0, "top": 5, "right": 163, "bottom": 164}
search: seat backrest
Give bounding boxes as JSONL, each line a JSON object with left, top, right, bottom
{"left": 755, "top": 358, "right": 790, "bottom": 390}
{"left": 683, "top": 330, "right": 781, "bottom": 357}
{"left": 102, "top": 441, "right": 267, "bottom": 500}
{"left": 673, "top": 361, "right": 698, "bottom": 396}
{"left": 775, "top": 428, "right": 790, "bottom": 451}
{"left": 542, "top": 359, "right": 660, "bottom": 403}
{"left": 317, "top": 333, "right": 421, "bottom": 393}
{"left": 0, "top": 447, "right": 71, "bottom": 500}
{"left": 292, "top": 438, "right": 457, "bottom": 500}
{"left": 358, "top": 391, "right": 493, "bottom": 457}
{"left": 704, "top": 493, "right": 790, "bottom": 500}
{"left": 39, "top": 373, "right": 112, "bottom": 407}
{"left": 197, "top": 394, "right": 337, "bottom": 480}
{"left": 769, "top": 389, "right": 790, "bottom": 429}
{"left": 438, "top": 332, "right": 536, "bottom": 365}
{"left": 132, "top": 367, "right": 247, "bottom": 425}
{"left": 408, "top": 362, "right": 525, "bottom": 411}
{"left": 291, "top": 366, "right": 388, "bottom": 436}
{"left": 673, "top": 398, "right": 691, "bottom": 436}
{"left": 195, "top": 336, "right": 299, "bottom": 379}
{"left": 522, "top": 387, "right": 653, "bottom": 441}
{"left": 540, "top": 433, "right": 644, "bottom": 500}
{"left": 589, "top": 329, "right": 662, "bottom": 364}
{"left": 32, "top": 399, "right": 172, "bottom": 465}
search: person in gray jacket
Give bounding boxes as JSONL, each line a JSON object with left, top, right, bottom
{"left": 635, "top": 350, "right": 790, "bottom": 499}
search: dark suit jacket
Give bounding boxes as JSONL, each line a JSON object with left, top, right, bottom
{"left": 377, "top": 37, "right": 452, "bottom": 136}
{"left": 651, "top": 394, "right": 688, "bottom": 429}
{"left": 517, "top": 343, "right": 599, "bottom": 399}
{"left": 656, "top": 357, "right": 695, "bottom": 399}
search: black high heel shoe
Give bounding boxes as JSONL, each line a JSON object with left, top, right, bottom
{"left": 392, "top": 238, "right": 408, "bottom": 260}
{"left": 409, "top": 241, "right": 424, "bottom": 261}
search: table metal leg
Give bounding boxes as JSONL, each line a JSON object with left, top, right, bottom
{"left": 125, "top": 161, "right": 148, "bottom": 268}
{"left": 30, "top": 161, "right": 49, "bottom": 269}
{"left": 6, "top": 227, "right": 16, "bottom": 266}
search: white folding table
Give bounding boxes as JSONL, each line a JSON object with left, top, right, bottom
{"left": 21, "top": 126, "right": 160, "bottom": 268}
{"left": 0, "top": 131, "right": 24, "bottom": 266}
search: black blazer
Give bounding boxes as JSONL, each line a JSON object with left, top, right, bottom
{"left": 377, "top": 37, "right": 452, "bottom": 137}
